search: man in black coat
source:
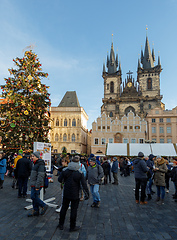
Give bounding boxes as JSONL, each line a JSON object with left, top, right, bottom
{"left": 58, "top": 156, "right": 89, "bottom": 232}
{"left": 16, "top": 153, "right": 32, "bottom": 198}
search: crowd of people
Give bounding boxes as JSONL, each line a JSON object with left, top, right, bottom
{"left": 1, "top": 149, "right": 177, "bottom": 232}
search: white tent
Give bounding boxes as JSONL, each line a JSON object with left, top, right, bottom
{"left": 151, "top": 143, "right": 176, "bottom": 157}
{"left": 106, "top": 143, "right": 177, "bottom": 156}
{"left": 106, "top": 143, "right": 127, "bottom": 156}
{"left": 129, "top": 143, "right": 151, "bottom": 156}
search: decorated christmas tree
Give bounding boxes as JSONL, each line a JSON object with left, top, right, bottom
{"left": 0, "top": 50, "right": 51, "bottom": 152}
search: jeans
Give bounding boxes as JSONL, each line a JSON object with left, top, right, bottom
{"left": 59, "top": 197, "right": 80, "bottom": 229}
{"left": 156, "top": 186, "right": 165, "bottom": 199}
{"left": 135, "top": 178, "right": 147, "bottom": 202}
{"left": 31, "top": 187, "right": 46, "bottom": 212}
{"left": 18, "top": 177, "right": 28, "bottom": 197}
{"left": 90, "top": 184, "right": 100, "bottom": 203}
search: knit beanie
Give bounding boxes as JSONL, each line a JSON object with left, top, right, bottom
{"left": 32, "top": 151, "right": 40, "bottom": 159}
{"left": 156, "top": 155, "right": 161, "bottom": 159}
{"left": 90, "top": 157, "right": 96, "bottom": 163}
{"left": 138, "top": 152, "right": 144, "bottom": 157}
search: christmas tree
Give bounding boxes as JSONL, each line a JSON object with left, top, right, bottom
{"left": 0, "top": 50, "right": 51, "bottom": 152}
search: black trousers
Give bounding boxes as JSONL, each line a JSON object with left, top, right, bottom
{"left": 59, "top": 197, "right": 80, "bottom": 229}
{"left": 135, "top": 178, "right": 147, "bottom": 202}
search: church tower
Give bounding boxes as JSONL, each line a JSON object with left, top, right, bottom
{"left": 101, "top": 40, "right": 122, "bottom": 118}
{"left": 137, "top": 34, "right": 163, "bottom": 113}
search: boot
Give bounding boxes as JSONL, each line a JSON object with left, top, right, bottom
{"left": 147, "top": 194, "right": 152, "bottom": 200}
{"left": 28, "top": 210, "right": 39, "bottom": 217}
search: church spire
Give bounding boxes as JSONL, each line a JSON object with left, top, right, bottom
{"left": 141, "top": 35, "right": 154, "bottom": 69}
{"left": 106, "top": 36, "right": 118, "bottom": 74}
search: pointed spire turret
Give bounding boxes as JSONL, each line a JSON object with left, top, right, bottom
{"left": 106, "top": 41, "right": 118, "bottom": 74}
{"left": 158, "top": 54, "right": 161, "bottom": 66}
{"left": 137, "top": 58, "right": 141, "bottom": 70}
{"left": 152, "top": 44, "right": 155, "bottom": 62}
{"left": 141, "top": 36, "right": 154, "bottom": 69}
{"left": 103, "top": 62, "right": 106, "bottom": 74}
{"left": 118, "top": 58, "right": 121, "bottom": 71}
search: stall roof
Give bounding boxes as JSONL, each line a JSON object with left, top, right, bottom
{"left": 106, "top": 143, "right": 177, "bottom": 157}
{"left": 106, "top": 143, "right": 127, "bottom": 156}
{"left": 151, "top": 144, "right": 176, "bottom": 157}
{"left": 130, "top": 144, "right": 151, "bottom": 156}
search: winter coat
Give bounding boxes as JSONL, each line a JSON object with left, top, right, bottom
{"left": 146, "top": 158, "right": 154, "bottom": 177}
{"left": 133, "top": 157, "right": 148, "bottom": 179}
{"left": 170, "top": 166, "right": 177, "bottom": 184}
{"left": 102, "top": 161, "right": 110, "bottom": 175}
{"left": 111, "top": 160, "right": 118, "bottom": 173}
{"left": 86, "top": 164, "right": 104, "bottom": 185}
{"left": 79, "top": 162, "right": 86, "bottom": 177}
{"left": 58, "top": 161, "right": 89, "bottom": 200}
{"left": 0, "top": 157, "right": 6, "bottom": 174}
{"left": 14, "top": 155, "right": 22, "bottom": 168}
{"left": 153, "top": 159, "right": 168, "bottom": 187}
{"left": 16, "top": 156, "right": 32, "bottom": 178}
{"left": 30, "top": 159, "right": 46, "bottom": 189}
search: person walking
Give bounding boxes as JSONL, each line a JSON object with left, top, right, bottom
{"left": 170, "top": 160, "right": 177, "bottom": 201}
{"left": 111, "top": 157, "right": 119, "bottom": 184}
{"left": 16, "top": 153, "right": 32, "bottom": 198}
{"left": 102, "top": 157, "right": 111, "bottom": 185}
{"left": 28, "top": 151, "right": 48, "bottom": 217}
{"left": 0, "top": 151, "right": 6, "bottom": 189}
{"left": 86, "top": 157, "right": 104, "bottom": 208}
{"left": 133, "top": 152, "right": 149, "bottom": 205}
{"left": 153, "top": 156, "right": 168, "bottom": 205}
{"left": 58, "top": 156, "right": 89, "bottom": 231}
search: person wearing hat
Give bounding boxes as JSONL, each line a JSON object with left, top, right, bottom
{"left": 86, "top": 157, "right": 104, "bottom": 208}
{"left": 153, "top": 155, "right": 168, "bottom": 204}
{"left": 58, "top": 156, "right": 89, "bottom": 231}
{"left": 16, "top": 153, "right": 32, "bottom": 198}
{"left": 28, "top": 151, "right": 48, "bottom": 217}
{"left": 133, "top": 152, "right": 149, "bottom": 205}
{"left": 111, "top": 157, "right": 119, "bottom": 185}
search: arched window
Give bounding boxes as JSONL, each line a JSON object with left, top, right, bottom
{"left": 147, "top": 78, "right": 152, "bottom": 90}
{"left": 56, "top": 119, "right": 59, "bottom": 126}
{"left": 124, "top": 106, "right": 135, "bottom": 116}
{"left": 72, "top": 119, "right": 76, "bottom": 126}
{"left": 55, "top": 133, "right": 59, "bottom": 141}
{"left": 149, "top": 104, "right": 151, "bottom": 109}
{"left": 109, "top": 112, "right": 113, "bottom": 117}
{"left": 72, "top": 134, "right": 75, "bottom": 142}
{"left": 63, "top": 133, "right": 67, "bottom": 142}
{"left": 64, "top": 119, "right": 67, "bottom": 126}
{"left": 110, "top": 81, "right": 114, "bottom": 93}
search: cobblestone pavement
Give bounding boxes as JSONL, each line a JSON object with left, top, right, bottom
{"left": 1, "top": 171, "right": 177, "bottom": 240}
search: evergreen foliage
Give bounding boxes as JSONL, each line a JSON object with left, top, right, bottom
{"left": 0, "top": 50, "right": 51, "bottom": 152}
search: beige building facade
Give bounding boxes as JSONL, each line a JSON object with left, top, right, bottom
{"left": 50, "top": 91, "right": 88, "bottom": 154}
{"left": 91, "top": 111, "right": 147, "bottom": 156}
{"left": 146, "top": 107, "right": 177, "bottom": 143}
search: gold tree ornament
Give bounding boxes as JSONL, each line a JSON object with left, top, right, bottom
{"left": 28, "top": 75, "right": 32, "bottom": 80}
{"left": 24, "top": 110, "right": 29, "bottom": 115}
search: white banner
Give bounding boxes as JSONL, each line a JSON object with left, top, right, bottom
{"left": 33, "top": 142, "right": 51, "bottom": 172}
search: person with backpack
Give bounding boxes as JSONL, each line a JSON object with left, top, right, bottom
{"left": 86, "top": 157, "right": 104, "bottom": 208}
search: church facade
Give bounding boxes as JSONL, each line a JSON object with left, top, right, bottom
{"left": 91, "top": 34, "right": 172, "bottom": 156}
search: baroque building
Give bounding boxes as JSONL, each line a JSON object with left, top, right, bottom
{"left": 50, "top": 91, "right": 88, "bottom": 154}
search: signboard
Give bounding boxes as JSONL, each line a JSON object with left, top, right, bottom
{"left": 33, "top": 142, "right": 51, "bottom": 171}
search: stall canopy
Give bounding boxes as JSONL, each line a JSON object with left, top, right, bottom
{"left": 129, "top": 143, "right": 151, "bottom": 156}
{"left": 151, "top": 144, "right": 177, "bottom": 157}
{"left": 106, "top": 143, "right": 177, "bottom": 157}
{"left": 106, "top": 143, "right": 127, "bottom": 156}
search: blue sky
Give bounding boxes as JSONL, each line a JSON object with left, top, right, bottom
{"left": 0, "top": 0, "right": 177, "bottom": 129}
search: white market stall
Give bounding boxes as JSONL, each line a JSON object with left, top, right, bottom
{"left": 151, "top": 143, "right": 177, "bottom": 157}
{"left": 106, "top": 143, "right": 177, "bottom": 157}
